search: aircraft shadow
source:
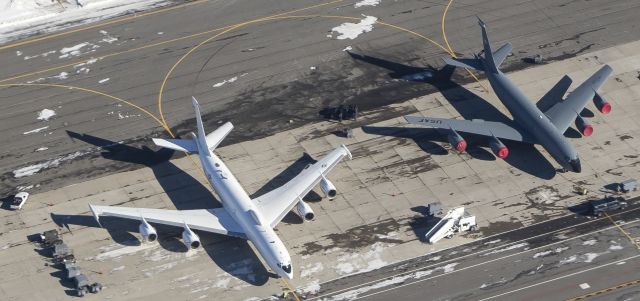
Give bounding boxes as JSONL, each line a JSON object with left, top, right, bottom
{"left": 250, "top": 153, "right": 323, "bottom": 224}
{"left": 62, "top": 131, "right": 270, "bottom": 285}
{"left": 348, "top": 52, "right": 556, "bottom": 179}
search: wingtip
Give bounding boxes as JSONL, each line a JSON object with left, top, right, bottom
{"left": 88, "top": 204, "right": 102, "bottom": 228}
{"left": 340, "top": 144, "right": 353, "bottom": 160}
{"left": 476, "top": 16, "right": 486, "bottom": 28}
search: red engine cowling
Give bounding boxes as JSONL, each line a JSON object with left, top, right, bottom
{"left": 447, "top": 129, "right": 467, "bottom": 152}
{"left": 489, "top": 136, "right": 509, "bottom": 159}
{"left": 575, "top": 116, "right": 593, "bottom": 137}
{"left": 593, "top": 93, "right": 611, "bottom": 115}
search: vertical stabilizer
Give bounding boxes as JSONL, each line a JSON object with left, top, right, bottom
{"left": 477, "top": 17, "right": 499, "bottom": 73}
{"left": 191, "top": 97, "right": 209, "bottom": 151}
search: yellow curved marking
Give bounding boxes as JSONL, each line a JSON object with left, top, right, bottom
{"left": 0, "top": 0, "right": 209, "bottom": 51}
{"left": 440, "top": 0, "right": 490, "bottom": 94}
{"left": 158, "top": 14, "right": 451, "bottom": 133}
{"left": 441, "top": 0, "right": 456, "bottom": 57}
{"left": 0, "top": 83, "right": 166, "bottom": 130}
{"left": 157, "top": 0, "right": 347, "bottom": 136}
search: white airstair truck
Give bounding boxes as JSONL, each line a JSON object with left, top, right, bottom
{"left": 425, "top": 206, "right": 477, "bottom": 244}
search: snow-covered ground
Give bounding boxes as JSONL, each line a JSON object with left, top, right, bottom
{"left": 0, "top": 0, "right": 174, "bottom": 45}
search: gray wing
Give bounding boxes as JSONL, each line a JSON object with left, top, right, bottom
{"left": 89, "top": 205, "right": 246, "bottom": 238}
{"left": 544, "top": 65, "right": 613, "bottom": 133}
{"left": 404, "top": 115, "right": 536, "bottom": 143}
{"left": 253, "top": 145, "right": 352, "bottom": 228}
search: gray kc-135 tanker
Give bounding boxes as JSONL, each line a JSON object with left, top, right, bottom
{"left": 405, "top": 18, "right": 613, "bottom": 172}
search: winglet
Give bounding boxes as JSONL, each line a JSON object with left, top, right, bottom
{"left": 89, "top": 204, "right": 102, "bottom": 228}
{"left": 341, "top": 144, "right": 353, "bottom": 160}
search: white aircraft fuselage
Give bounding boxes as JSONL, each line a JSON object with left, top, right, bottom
{"left": 195, "top": 133, "right": 293, "bottom": 279}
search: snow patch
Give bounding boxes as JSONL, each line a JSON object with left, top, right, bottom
{"left": 301, "top": 262, "right": 323, "bottom": 278}
{"left": 13, "top": 150, "right": 88, "bottom": 177}
{"left": 483, "top": 242, "right": 529, "bottom": 255}
{"left": 609, "top": 244, "right": 623, "bottom": 250}
{"left": 330, "top": 16, "right": 377, "bottom": 40}
{"left": 213, "top": 76, "right": 238, "bottom": 88}
{"left": 37, "top": 108, "right": 57, "bottom": 121}
{"left": 354, "top": 0, "right": 381, "bottom": 8}
{"left": 299, "top": 279, "right": 321, "bottom": 295}
{"left": 92, "top": 242, "right": 157, "bottom": 261}
{"left": 582, "top": 239, "right": 597, "bottom": 246}
{"left": 343, "top": 46, "right": 352, "bottom": 51}
{"left": 532, "top": 247, "right": 569, "bottom": 258}
{"left": 23, "top": 126, "right": 49, "bottom": 135}
{"left": 0, "top": 0, "right": 173, "bottom": 45}
{"left": 98, "top": 77, "right": 110, "bottom": 84}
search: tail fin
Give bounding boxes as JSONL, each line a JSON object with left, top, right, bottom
{"left": 191, "top": 97, "right": 233, "bottom": 151}
{"left": 191, "top": 97, "right": 208, "bottom": 149}
{"left": 443, "top": 18, "right": 505, "bottom": 73}
{"left": 477, "top": 17, "right": 499, "bottom": 73}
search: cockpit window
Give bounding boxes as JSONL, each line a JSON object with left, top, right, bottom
{"left": 281, "top": 264, "right": 291, "bottom": 273}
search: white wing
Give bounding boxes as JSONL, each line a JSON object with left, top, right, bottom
{"left": 253, "top": 144, "right": 352, "bottom": 228}
{"left": 89, "top": 205, "right": 246, "bottom": 239}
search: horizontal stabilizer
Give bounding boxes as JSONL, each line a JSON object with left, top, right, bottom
{"left": 205, "top": 122, "right": 233, "bottom": 150}
{"left": 492, "top": 43, "right": 512, "bottom": 67}
{"left": 443, "top": 57, "right": 484, "bottom": 71}
{"left": 152, "top": 138, "right": 198, "bottom": 153}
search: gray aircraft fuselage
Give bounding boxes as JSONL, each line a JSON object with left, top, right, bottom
{"left": 481, "top": 63, "right": 581, "bottom": 172}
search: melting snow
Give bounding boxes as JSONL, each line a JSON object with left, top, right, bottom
{"left": 13, "top": 151, "right": 88, "bottom": 177}
{"left": 609, "top": 244, "right": 623, "bottom": 250}
{"left": 59, "top": 42, "right": 93, "bottom": 58}
{"left": 354, "top": 0, "right": 381, "bottom": 8}
{"left": 92, "top": 242, "right": 157, "bottom": 261}
{"left": 532, "top": 247, "right": 569, "bottom": 258}
{"left": 330, "top": 16, "right": 377, "bottom": 40}
{"left": 37, "top": 109, "right": 56, "bottom": 121}
{"left": 23, "top": 50, "right": 56, "bottom": 60}
{"left": 301, "top": 262, "right": 324, "bottom": 278}
{"left": 582, "top": 239, "right": 597, "bottom": 246}
{"left": 0, "top": 0, "right": 172, "bottom": 45}
{"left": 23, "top": 126, "right": 49, "bottom": 135}
{"left": 483, "top": 242, "right": 529, "bottom": 255}
{"left": 213, "top": 76, "right": 238, "bottom": 88}
{"left": 52, "top": 71, "right": 69, "bottom": 80}
{"left": 299, "top": 279, "right": 321, "bottom": 295}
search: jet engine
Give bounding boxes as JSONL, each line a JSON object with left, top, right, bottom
{"left": 139, "top": 218, "right": 157, "bottom": 242}
{"left": 295, "top": 200, "right": 315, "bottom": 221}
{"left": 575, "top": 116, "right": 593, "bottom": 137}
{"left": 447, "top": 129, "right": 467, "bottom": 152}
{"left": 489, "top": 136, "right": 509, "bottom": 159}
{"left": 320, "top": 177, "right": 337, "bottom": 199}
{"left": 182, "top": 224, "right": 201, "bottom": 249}
{"left": 593, "top": 93, "right": 611, "bottom": 115}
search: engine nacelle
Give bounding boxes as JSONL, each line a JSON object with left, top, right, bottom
{"left": 295, "top": 200, "right": 315, "bottom": 221}
{"left": 593, "top": 92, "right": 611, "bottom": 115}
{"left": 320, "top": 177, "right": 337, "bottom": 199}
{"left": 489, "top": 136, "right": 509, "bottom": 159}
{"left": 447, "top": 129, "right": 467, "bottom": 152}
{"left": 182, "top": 224, "right": 200, "bottom": 249}
{"left": 575, "top": 115, "right": 593, "bottom": 137}
{"left": 139, "top": 218, "right": 157, "bottom": 242}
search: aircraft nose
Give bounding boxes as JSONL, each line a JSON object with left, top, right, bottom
{"left": 569, "top": 158, "right": 581, "bottom": 173}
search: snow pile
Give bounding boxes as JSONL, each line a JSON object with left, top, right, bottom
{"left": 331, "top": 16, "right": 377, "bottom": 40}
{"left": 13, "top": 150, "right": 88, "bottom": 177}
{"left": 0, "top": 0, "right": 172, "bottom": 44}
{"left": 37, "top": 108, "right": 56, "bottom": 121}
{"left": 354, "top": 0, "right": 381, "bottom": 8}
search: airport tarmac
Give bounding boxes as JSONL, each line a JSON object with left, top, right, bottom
{"left": 1, "top": 1, "right": 640, "bottom": 300}
{"left": 1, "top": 0, "right": 640, "bottom": 197}
{"left": 1, "top": 33, "right": 640, "bottom": 300}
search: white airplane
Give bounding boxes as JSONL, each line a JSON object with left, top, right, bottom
{"left": 89, "top": 97, "right": 352, "bottom": 279}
